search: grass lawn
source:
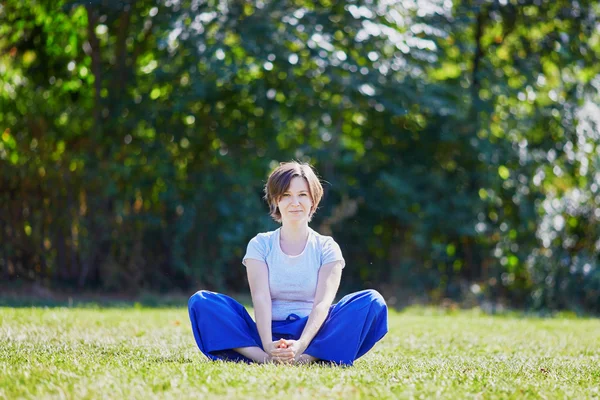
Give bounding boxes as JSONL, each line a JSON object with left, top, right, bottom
{"left": 1, "top": 305, "right": 599, "bottom": 399}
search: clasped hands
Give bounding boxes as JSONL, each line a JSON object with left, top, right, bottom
{"left": 265, "top": 338, "right": 307, "bottom": 364}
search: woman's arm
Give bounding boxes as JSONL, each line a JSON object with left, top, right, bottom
{"left": 244, "top": 259, "right": 274, "bottom": 351}
{"left": 296, "top": 260, "right": 343, "bottom": 353}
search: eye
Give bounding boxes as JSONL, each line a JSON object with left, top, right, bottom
{"left": 282, "top": 193, "right": 290, "bottom": 197}
{"left": 300, "top": 193, "right": 308, "bottom": 196}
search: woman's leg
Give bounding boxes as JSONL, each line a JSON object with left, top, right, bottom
{"left": 232, "top": 346, "right": 270, "bottom": 363}
{"left": 304, "top": 289, "right": 388, "bottom": 366}
{"left": 188, "top": 290, "right": 263, "bottom": 363}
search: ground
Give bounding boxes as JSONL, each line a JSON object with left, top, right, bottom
{"left": 1, "top": 305, "right": 599, "bottom": 399}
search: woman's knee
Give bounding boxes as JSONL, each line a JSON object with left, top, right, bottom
{"left": 188, "top": 290, "right": 214, "bottom": 312}
{"left": 362, "top": 289, "right": 387, "bottom": 309}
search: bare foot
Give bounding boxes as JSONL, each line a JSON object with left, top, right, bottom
{"left": 295, "top": 354, "right": 317, "bottom": 365}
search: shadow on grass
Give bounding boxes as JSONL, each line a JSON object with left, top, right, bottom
{"left": 0, "top": 296, "right": 186, "bottom": 309}
{"left": 0, "top": 287, "right": 253, "bottom": 309}
{"left": 1, "top": 285, "right": 594, "bottom": 319}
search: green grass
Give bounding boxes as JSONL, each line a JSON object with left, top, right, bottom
{"left": 1, "top": 306, "right": 599, "bottom": 399}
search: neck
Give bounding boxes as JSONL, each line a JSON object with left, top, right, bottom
{"left": 280, "top": 223, "right": 310, "bottom": 243}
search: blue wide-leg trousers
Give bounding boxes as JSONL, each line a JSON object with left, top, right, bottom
{"left": 188, "top": 289, "right": 388, "bottom": 366}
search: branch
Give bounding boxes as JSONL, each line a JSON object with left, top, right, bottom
{"left": 114, "top": 1, "right": 134, "bottom": 93}
{"left": 471, "top": 8, "right": 486, "bottom": 102}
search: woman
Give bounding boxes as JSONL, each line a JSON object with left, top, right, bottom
{"left": 188, "top": 161, "right": 388, "bottom": 365}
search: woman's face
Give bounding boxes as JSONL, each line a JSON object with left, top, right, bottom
{"left": 277, "top": 177, "right": 313, "bottom": 224}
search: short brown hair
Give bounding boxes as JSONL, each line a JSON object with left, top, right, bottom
{"left": 264, "top": 161, "right": 324, "bottom": 223}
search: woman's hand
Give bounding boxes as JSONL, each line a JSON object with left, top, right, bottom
{"left": 279, "top": 339, "right": 308, "bottom": 362}
{"left": 265, "top": 339, "right": 295, "bottom": 363}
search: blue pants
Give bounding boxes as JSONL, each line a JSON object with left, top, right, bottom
{"left": 188, "top": 289, "right": 388, "bottom": 366}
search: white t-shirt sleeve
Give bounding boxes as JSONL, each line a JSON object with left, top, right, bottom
{"left": 242, "top": 234, "right": 267, "bottom": 266}
{"left": 321, "top": 237, "right": 345, "bottom": 268}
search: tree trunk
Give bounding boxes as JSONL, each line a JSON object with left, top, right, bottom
{"left": 86, "top": 5, "right": 102, "bottom": 125}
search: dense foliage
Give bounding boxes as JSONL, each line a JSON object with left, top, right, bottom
{"left": 1, "top": 0, "right": 599, "bottom": 312}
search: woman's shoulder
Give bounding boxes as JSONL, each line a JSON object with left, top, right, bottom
{"left": 249, "top": 229, "right": 279, "bottom": 245}
{"left": 309, "top": 227, "right": 338, "bottom": 247}
{"left": 310, "top": 228, "right": 345, "bottom": 264}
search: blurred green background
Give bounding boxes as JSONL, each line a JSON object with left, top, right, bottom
{"left": 1, "top": 0, "right": 599, "bottom": 313}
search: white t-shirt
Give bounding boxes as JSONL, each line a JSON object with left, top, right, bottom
{"left": 242, "top": 227, "right": 345, "bottom": 321}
